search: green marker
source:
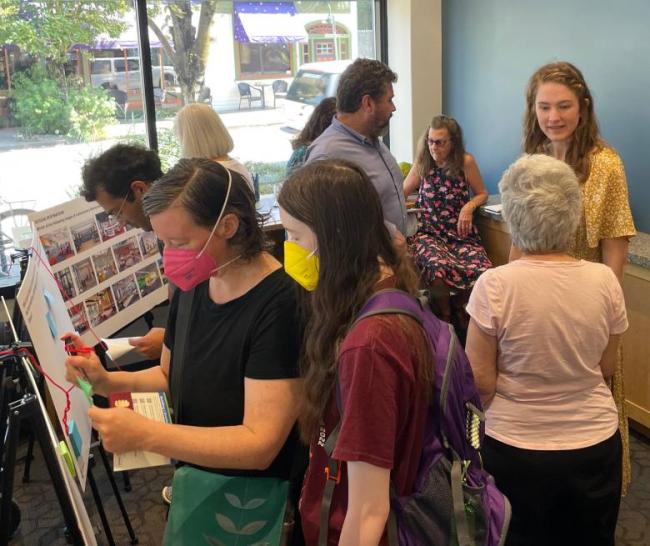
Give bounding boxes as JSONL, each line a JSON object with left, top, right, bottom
{"left": 77, "top": 377, "right": 94, "bottom": 405}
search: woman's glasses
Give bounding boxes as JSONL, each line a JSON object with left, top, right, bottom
{"left": 427, "top": 138, "right": 448, "bottom": 147}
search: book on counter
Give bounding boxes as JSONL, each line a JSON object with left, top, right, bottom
{"left": 481, "top": 203, "right": 503, "bottom": 217}
{"left": 108, "top": 391, "right": 173, "bottom": 471}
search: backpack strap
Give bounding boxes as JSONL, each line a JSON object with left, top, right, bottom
{"left": 451, "top": 450, "right": 474, "bottom": 546}
{"left": 351, "top": 289, "right": 425, "bottom": 330}
{"left": 318, "top": 290, "right": 426, "bottom": 546}
{"left": 439, "top": 322, "right": 457, "bottom": 448}
{"left": 171, "top": 287, "right": 196, "bottom": 422}
{"left": 318, "top": 421, "right": 342, "bottom": 546}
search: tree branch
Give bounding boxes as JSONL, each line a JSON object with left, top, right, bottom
{"left": 194, "top": 0, "right": 217, "bottom": 77}
{"left": 147, "top": 18, "right": 174, "bottom": 61}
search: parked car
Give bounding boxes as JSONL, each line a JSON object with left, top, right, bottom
{"left": 283, "top": 60, "right": 351, "bottom": 130}
{"left": 90, "top": 57, "right": 177, "bottom": 92}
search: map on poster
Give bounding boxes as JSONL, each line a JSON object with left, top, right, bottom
{"left": 16, "top": 235, "right": 94, "bottom": 490}
{"left": 29, "top": 197, "right": 167, "bottom": 345}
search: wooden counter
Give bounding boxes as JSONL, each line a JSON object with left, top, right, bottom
{"left": 475, "top": 214, "right": 511, "bottom": 267}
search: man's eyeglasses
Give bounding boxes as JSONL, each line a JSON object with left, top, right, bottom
{"left": 107, "top": 193, "right": 129, "bottom": 222}
{"left": 427, "top": 138, "right": 448, "bottom": 147}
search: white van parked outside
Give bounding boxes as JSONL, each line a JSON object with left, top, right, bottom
{"left": 90, "top": 57, "right": 176, "bottom": 92}
{"left": 283, "top": 60, "right": 352, "bottom": 130}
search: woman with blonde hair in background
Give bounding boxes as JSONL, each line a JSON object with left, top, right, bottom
{"left": 174, "top": 102, "right": 254, "bottom": 190}
{"left": 518, "top": 61, "right": 636, "bottom": 493}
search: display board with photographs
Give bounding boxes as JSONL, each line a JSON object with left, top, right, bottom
{"left": 29, "top": 198, "right": 167, "bottom": 345}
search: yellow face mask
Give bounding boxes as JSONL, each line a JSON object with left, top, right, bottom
{"left": 284, "top": 240, "right": 319, "bottom": 292}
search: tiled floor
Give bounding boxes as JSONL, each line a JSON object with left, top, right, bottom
{"left": 6, "top": 431, "right": 650, "bottom": 545}
{"left": 616, "top": 430, "right": 650, "bottom": 545}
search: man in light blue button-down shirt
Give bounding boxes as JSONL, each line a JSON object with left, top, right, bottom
{"left": 305, "top": 58, "right": 409, "bottom": 239}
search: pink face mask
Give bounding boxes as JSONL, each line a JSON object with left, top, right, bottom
{"left": 162, "top": 168, "right": 233, "bottom": 292}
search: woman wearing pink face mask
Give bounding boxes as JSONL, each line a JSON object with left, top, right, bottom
{"left": 65, "top": 159, "right": 304, "bottom": 544}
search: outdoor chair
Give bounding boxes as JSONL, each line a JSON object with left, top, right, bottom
{"left": 272, "top": 80, "right": 288, "bottom": 108}
{"left": 237, "top": 82, "right": 263, "bottom": 109}
{"left": 198, "top": 85, "right": 213, "bottom": 106}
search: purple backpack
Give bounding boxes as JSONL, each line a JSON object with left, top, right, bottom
{"left": 319, "top": 289, "right": 511, "bottom": 546}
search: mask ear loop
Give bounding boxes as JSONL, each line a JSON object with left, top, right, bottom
{"left": 197, "top": 165, "right": 233, "bottom": 258}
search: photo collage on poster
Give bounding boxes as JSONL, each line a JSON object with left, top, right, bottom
{"left": 31, "top": 199, "right": 168, "bottom": 342}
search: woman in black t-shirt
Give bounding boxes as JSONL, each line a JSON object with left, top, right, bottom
{"left": 65, "top": 159, "right": 303, "bottom": 544}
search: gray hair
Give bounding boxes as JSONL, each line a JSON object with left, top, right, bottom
{"left": 498, "top": 154, "right": 582, "bottom": 254}
{"left": 174, "top": 103, "right": 234, "bottom": 159}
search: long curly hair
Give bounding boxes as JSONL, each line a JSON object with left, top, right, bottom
{"left": 523, "top": 61, "right": 602, "bottom": 181}
{"left": 278, "top": 159, "right": 425, "bottom": 441}
{"left": 416, "top": 115, "right": 466, "bottom": 179}
{"left": 292, "top": 97, "right": 337, "bottom": 149}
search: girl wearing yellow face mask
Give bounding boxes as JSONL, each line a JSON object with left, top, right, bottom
{"left": 278, "top": 160, "right": 433, "bottom": 546}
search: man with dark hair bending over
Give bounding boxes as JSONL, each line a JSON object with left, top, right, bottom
{"left": 81, "top": 143, "right": 165, "bottom": 360}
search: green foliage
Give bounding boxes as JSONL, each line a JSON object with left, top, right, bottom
{"left": 399, "top": 161, "right": 413, "bottom": 177}
{"left": 117, "top": 132, "right": 286, "bottom": 196}
{"left": 12, "top": 67, "right": 116, "bottom": 141}
{"left": 68, "top": 85, "right": 117, "bottom": 141}
{"left": 243, "top": 161, "right": 287, "bottom": 195}
{"left": 12, "top": 66, "right": 70, "bottom": 136}
{"left": 0, "top": 0, "right": 128, "bottom": 66}
{"left": 122, "top": 128, "right": 181, "bottom": 172}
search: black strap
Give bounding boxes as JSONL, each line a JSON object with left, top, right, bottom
{"left": 318, "top": 422, "right": 341, "bottom": 546}
{"left": 318, "top": 293, "right": 425, "bottom": 546}
{"left": 171, "top": 287, "right": 195, "bottom": 422}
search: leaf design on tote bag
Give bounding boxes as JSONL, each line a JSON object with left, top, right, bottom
{"left": 242, "top": 498, "right": 266, "bottom": 510}
{"left": 239, "top": 520, "right": 267, "bottom": 535}
{"left": 215, "top": 514, "right": 238, "bottom": 534}
{"left": 224, "top": 493, "right": 243, "bottom": 508}
{"left": 203, "top": 535, "right": 227, "bottom": 546}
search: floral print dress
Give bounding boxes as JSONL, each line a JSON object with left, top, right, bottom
{"left": 409, "top": 166, "right": 491, "bottom": 290}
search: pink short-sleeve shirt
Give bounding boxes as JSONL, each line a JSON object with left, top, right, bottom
{"left": 466, "top": 259, "right": 627, "bottom": 450}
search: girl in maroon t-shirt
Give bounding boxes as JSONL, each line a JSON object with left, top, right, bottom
{"left": 278, "top": 159, "right": 433, "bottom": 546}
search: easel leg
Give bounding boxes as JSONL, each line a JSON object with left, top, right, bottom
{"left": 122, "top": 469, "right": 132, "bottom": 492}
{"left": 0, "top": 403, "right": 21, "bottom": 546}
{"left": 87, "top": 455, "right": 116, "bottom": 546}
{"left": 21, "top": 429, "right": 35, "bottom": 483}
{"left": 97, "top": 443, "right": 138, "bottom": 544}
{"left": 19, "top": 395, "right": 85, "bottom": 545}
{"left": 22, "top": 373, "right": 46, "bottom": 483}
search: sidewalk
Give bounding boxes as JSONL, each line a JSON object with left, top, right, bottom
{"left": 0, "top": 105, "right": 287, "bottom": 152}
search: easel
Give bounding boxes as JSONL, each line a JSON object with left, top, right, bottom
{"left": 0, "top": 295, "right": 139, "bottom": 545}
{"left": 0, "top": 346, "right": 85, "bottom": 546}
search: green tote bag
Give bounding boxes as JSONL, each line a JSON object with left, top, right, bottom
{"left": 164, "top": 465, "right": 289, "bottom": 546}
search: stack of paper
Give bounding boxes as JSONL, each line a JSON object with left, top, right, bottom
{"left": 482, "top": 203, "right": 503, "bottom": 215}
{"left": 108, "top": 391, "right": 172, "bottom": 471}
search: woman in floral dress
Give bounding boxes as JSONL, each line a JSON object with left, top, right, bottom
{"left": 404, "top": 115, "right": 491, "bottom": 322}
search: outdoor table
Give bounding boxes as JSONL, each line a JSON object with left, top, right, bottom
{"left": 253, "top": 81, "right": 274, "bottom": 109}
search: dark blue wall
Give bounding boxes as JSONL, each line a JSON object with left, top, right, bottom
{"left": 442, "top": 0, "right": 650, "bottom": 232}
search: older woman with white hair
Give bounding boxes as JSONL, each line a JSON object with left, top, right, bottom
{"left": 174, "top": 102, "right": 254, "bottom": 190}
{"left": 465, "top": 154, "right": 627, "bottom": 546}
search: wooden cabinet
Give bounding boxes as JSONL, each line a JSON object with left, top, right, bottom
{"left": 475, "top": 214, "right": 511, "bottom": 267}
{"left": 475, "top": 212, "right": 650, "bottom": 430}
{"left": 622, "top": 265, "right": 650, "bottom": 429}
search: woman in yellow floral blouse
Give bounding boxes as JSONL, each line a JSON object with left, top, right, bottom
{"left": 513, "top": 61, "right": 636, "bottom": 494}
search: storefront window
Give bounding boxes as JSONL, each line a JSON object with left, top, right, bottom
{"left": 238, "top": 43, "right": 291, "bottom": 77}
{"left": 0, "top": 0, "right": 385, "bottom": 274}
